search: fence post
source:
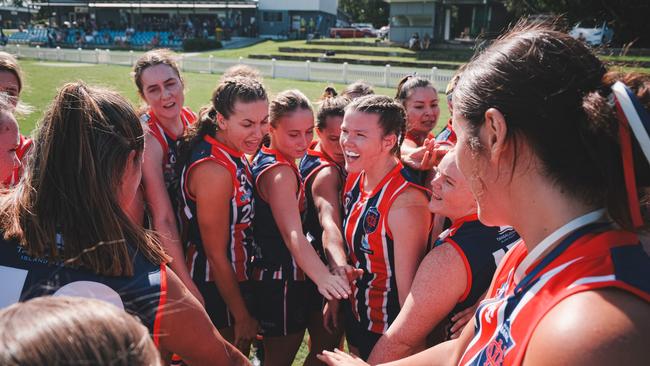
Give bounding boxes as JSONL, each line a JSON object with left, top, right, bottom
{"left": 343, "top": 62, "right": 348, "bottom": 84}
{"left": 35, "top": 45, "right": 40, "bottom": 60}
{"left": 16, "top": 44, "right": 20, "bottom": 57}
{"left": 209, "top": 55, "right": 214, "bottom": 73}
{"left": 129, "top": 50, "right": 134, "bottom": 66}
{"left": 56, "top": 46, "right": 62, "bottom": 61}
{"left": 95, "top": 48, "right": 100, "bottom": 64}
{"left": 271, "top": 58, "right": 276, "bottom": 79}
{"left": 106, "top": 49, "right": 111, "bottom": 64}
{"left": 306, "top": 60, "right": 311, "bottom": 81}
{"left": 384, "top": 64, "right": 391, "bottom": 87}
{"left": 78, "top": 47, "right": 82, "bottom": 62}
{"left": 238, "top": 56, "right": 243, "bottom": 64}
{"left": 430, "top": 67, "right": 438, "bottom": 83}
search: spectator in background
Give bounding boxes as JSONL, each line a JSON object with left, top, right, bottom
{"left": 409, "top": 33, "right": 421, "bottom": 50}
{"left": 423, "top": 33, "right": 431, "bottom": 50}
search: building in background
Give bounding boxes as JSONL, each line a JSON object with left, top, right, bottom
{"left": 257, "top": 0, "right": 337, "bottom": 39}
{"left": 0, "top": 1, "right": 38, "bottom": 29}
{"left": 31, "top": 1, "right": 258, "bottom": 36}
{"left": 386, "top": 0, "right": 509, "bottom": 44}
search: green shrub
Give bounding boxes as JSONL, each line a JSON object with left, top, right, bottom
{"left": 183, "top": 38, "right": 222, "bottom": 52}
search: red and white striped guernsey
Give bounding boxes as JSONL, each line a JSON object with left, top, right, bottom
{"left": 459, "top": 210, "right": 650, "bottom": 366}
{"left": 343, "top": 161, "right": 431, "bottom": 334}
{"left": 179, "top": 135, "right": 254, "bottom": 283}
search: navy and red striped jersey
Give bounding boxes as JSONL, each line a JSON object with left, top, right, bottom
{"left": 343, "top": 162, "right": 431, "bottom": 334}
{"left": 299, "top": 141, "right": 345, "bottom": 261}
{"left": 433, "top": 214, "right": 521, "bottom": 330}
{"left": 141, "top": 106, "right": 195, "bottom": 193}
{"left": 0, "top": 235, "right": 167, "bottom": 345}
{"left": 251, "top": 146, "right": 306, "bottom": 281}
{"left": 434, "top": 119, "right": 456, "bottom": 147}
{"left": 180, "top": 135, "right": 254, "bottom": 283}
{"left": 459, "top": 222, "right": 650, "bottom": 365}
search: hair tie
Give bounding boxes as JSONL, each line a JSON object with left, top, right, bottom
{"left": 611, "top": 81, "right": 650, "bottom": 228}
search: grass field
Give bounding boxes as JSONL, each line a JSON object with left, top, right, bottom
{"left": 16, "top": 60, "right": 450, "bottom": 135}
{"left": 15, "top": 59, "right": 449, "bottom": 365}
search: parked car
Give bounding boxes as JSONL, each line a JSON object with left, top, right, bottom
{"left": 330, "top": 27, "right": 375, "bottom": 38}
{"left": 569, "top": 20, "right": 614, "bottom": 46}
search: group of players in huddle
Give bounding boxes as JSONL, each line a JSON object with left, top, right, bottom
{"left": 0, "top": 21, "right": 648, "bottom": 366}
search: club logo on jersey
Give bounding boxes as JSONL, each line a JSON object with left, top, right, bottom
{"left": 363, "top": 207, "right": 380, "bottom": 234}
{"left": 473, "top": 319, "right": 515, "bottom": 366}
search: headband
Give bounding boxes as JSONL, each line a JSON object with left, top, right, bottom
{"left": 611, "top": 81, "right": 650, "bottom": 228}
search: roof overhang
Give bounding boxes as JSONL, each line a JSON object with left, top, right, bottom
{"left": 32, "top": 1, "right": 257, "bottom": 9}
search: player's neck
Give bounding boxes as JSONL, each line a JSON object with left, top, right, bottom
{"left": 157, "top": 114, "right": 184, "bottom": 138}
{"left": 363, "top": 155, "right": 399, "bottom": 193}
{"left": 507, "top": 173, "right": 597, "bottom": 256}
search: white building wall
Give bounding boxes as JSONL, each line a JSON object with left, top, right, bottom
{"left": 258, "top": 0, "right": 337, "bottom": 15}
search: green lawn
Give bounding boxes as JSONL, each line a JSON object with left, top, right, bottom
{"left": 600, "top": 54, "right": 650, "bottom": 63}
{"left": 202, "top": 39, "right": 417, "bottom": 57}
{"left": 260, "top": 52, "right": 463, "bottom": 66}
{"left": 198, "top": 39, "right": 302, "bottom": 58}
{"left": 17, "top": 60, "right": 450, "bottom": 136}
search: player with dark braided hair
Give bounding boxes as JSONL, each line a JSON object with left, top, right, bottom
{"left": 339, "top": 95, "right": 432, "bottom": 360}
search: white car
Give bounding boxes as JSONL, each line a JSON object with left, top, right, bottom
{"left": 569, "top": 20, "right": 614, "bottom": 46}
{"left": 351, "top": 23, "right": 378, "bottom": 36}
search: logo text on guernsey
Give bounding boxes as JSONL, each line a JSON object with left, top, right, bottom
{"left": 359, "top": 236, "right": 374, "bottom": 255}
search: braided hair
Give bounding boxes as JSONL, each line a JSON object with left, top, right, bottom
{"left": 345, "top": 95, "right": 407, "bottom": 156}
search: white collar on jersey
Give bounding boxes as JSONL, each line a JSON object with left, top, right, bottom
{"left": 514, "top": 209, "right": 607, "bottom": 282}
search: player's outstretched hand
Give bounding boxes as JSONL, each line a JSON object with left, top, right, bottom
{"left": 317, "top": 349, "right": 369, "bottom": 366}
{"left": 316, "top": 273, "right": 352, "bottom": 301}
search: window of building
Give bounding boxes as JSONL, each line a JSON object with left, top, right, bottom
{"left": 410, "top": 15, "right": 433, "bottom": 27}
{"left": 262, "top": 12, "right": 282, "bottom": 22}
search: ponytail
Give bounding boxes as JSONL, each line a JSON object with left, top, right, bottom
{"left": 591, "top": 73, "right": 650, "bottom": 229}
{"left": 454, "top": 21, "right": 649, "bottom": 231}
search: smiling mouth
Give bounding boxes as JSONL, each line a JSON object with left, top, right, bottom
{"left": 162, "top": 102, "right": 176, "bottom": 109}
{"left": 345, "top": 151, "right": 360, "bottom": 159}
{"left": 431, "top": 191, "right": 442, "bottom": 200}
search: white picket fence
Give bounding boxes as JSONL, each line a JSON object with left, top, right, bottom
{"left": 1, "top": 44, "right": 454, "bottom": 90}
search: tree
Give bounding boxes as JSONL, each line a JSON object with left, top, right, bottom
{"left": 339, "top": 0, "right": 390, "bottom": 28}
{"left": 503, "top": 0, "right": 650, "bottom": 46}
